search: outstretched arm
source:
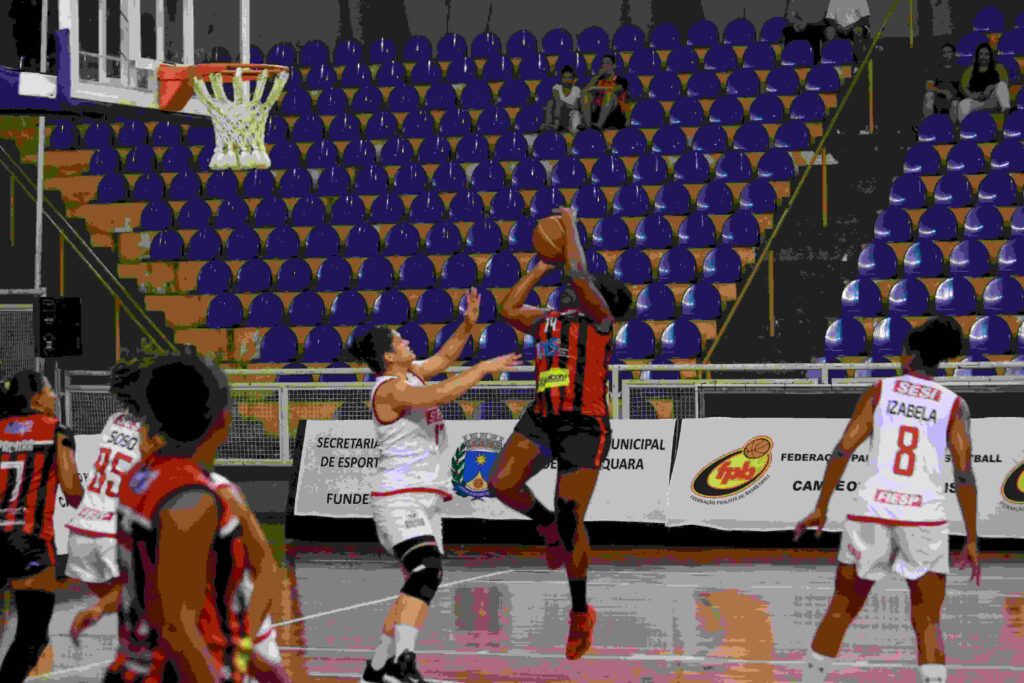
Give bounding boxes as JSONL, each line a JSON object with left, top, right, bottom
{"left": 498, "top": 262, "right": 554, "bottom": 335}
{"left": 416, "top": 288, "right": 480, "bottom": 381}
{"left": 375, "top": 353, "right": 521, "bottom": 417}
{"left": 559, "top": 207, "right": 612, "bottom": 325}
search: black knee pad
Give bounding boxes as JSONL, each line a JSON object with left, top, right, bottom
{"left": 398, "top": 541, "right": 444, "bottom": 605}
{"left": 556, "top": 498, "right": 580, "bottom": 552}
{"left": 0, "top": 590, "right": 54, "bottom": 679}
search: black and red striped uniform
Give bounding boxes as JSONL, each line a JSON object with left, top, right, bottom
{"left": 532, "top": 309, "right": 614, "bottom": 417}
{"left": 107, "top": 456, "right": 250, "bottom": 683}
{"left": 0, "top": 412, "right": 67, "bottom": 562}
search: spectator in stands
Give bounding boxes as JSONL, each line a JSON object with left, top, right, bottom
{"left": 582, "top": 55, "right": 629, "bottom": 131}
{"left": 957, "top": 43, "right": 1011, "bottom": 123}
{"left": 544, "top": 66, "right": 583, "bottom": 133}
{"left": 783, "top": 7, "right": 825, "bottom": 63}
{"left": 825, "top": 0, "right": 870, "bottom": 38}
{"left": 923, "top": 43, "right": 962, "bottom": 122}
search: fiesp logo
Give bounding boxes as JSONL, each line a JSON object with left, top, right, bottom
{"left": 1001, "top": 461, "right": 1024, "bottom": 505}
{"left": 691, "top": 436, "right": 773, "bottom": 499}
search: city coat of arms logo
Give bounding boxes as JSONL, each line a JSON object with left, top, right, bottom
{"left": 451, "top": 432, "right": 504, "bottom": 500}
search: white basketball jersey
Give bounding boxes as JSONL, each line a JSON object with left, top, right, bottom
{"left": 855, "top": 375, "right": 961, "bottom": 524}
{"left": 370, "top": 368, "right": 452, "bottom": 499}
{"left": 68, "top": 412, "right": 144, "bottom": 537}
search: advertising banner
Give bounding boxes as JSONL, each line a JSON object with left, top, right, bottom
{"left": 289, "top": 419, "right": 674, "bottom": 523}
{"left": 667, "top": 417, "right": 1024, "bottom": 537}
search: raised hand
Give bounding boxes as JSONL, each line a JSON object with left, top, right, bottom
{"left": 462, "top": 287, "right": 480, "bottom": 326}
{"left": 793, "top": 507, "right": 827, "bottom": 542}
{"left": 482, "top": 353, "right": 522, "bottom": 374}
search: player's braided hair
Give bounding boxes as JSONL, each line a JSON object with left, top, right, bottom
{"left": 349, "top": 326, "right": 393, "bottom": 374}
{"left": 109, "top": 358, "right": 145, "bottom": 416}
{"left": 593, "top": 272, "right": 633, "bottom": 319}
{"left": 907, "top": 316, "right": 963, "bottom": 368}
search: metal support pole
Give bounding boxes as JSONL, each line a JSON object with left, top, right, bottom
{"left": 908, "top": 0, "right": 914, "bottom": 49}
{"left": 611, "top": 366, "right": 619, "bottom": 419}
{"left": 278, "top": 387, "right": 291, "bottom": 461}
{"left": 40, "top": 0, "right": 49, "bottom": 72}
{"left": 821, "top": 145, "right": 828, "bottom": 227}
{"left": 98, "top": 0, "right": 107, "bottom": 81}
{"left": 183, "top": 0, "right": 194, "bottom": 64}
{"left": 239, "top": 0, "right": 251, "bottom": 62}
{"left": 868, "top": 59, "right": 875, "bottom": 134}
{"left": 34, "top": 117, "right": 45, "bottom": 295}
{"left": 768, "top": 249, "right": 775, "bottom": 337}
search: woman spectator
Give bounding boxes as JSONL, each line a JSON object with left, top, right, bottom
{"left": 544, "top": 66, "right": 583, "bottom": 133}
{"left": 957, "top": 43, "right": 1011, "bottom": 123}
{"left": 582, "top": 55, "right": 629, "bottom": 131}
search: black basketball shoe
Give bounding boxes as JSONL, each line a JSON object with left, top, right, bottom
{"left": 383, "top": 650, "right": 432, "bottom": 683}
{"left": 359, "top": 658, "right": 387, "bottom": 683}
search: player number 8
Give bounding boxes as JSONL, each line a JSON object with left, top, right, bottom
{"left": 893, "top": 425, "right": 918, "bottom": 477}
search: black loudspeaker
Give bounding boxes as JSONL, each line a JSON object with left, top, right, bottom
{"left": 36, "top": 297, "right": 82, "bottom": 358}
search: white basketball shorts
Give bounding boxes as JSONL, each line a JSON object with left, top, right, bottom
{"left": 65, "top": 532, "right": 119, "bottom": 584}
{"left": 371, "top": 492, "right": 445, "bottom": 557}
{"left": 837, "top": 518, "right": 949, "bottom": 582}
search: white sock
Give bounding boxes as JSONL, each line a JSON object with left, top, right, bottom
{"left": 919, "top": 664, "right": 947, "bottom": 683}
{"left": 803, "top": 649, "right": 833, "bottom": 682}
{"left": 370, "top": 632, "right": 393, "bottom": 670}
{"left": 394, "top": 623, "right": 419, "bottom": 657}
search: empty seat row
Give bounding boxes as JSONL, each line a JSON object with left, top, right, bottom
{"left": 874, "top": 205, "right": 1024, "bottom": 242}
{"left": 843, "top": 274, "right": 1024, "bottom": 316}
{"left": 904, "top": 139, "right": 1024, "bottom": 175}
{"left": 858, "top": 239, "right": 1024, "bottom": 278}
{"left": 826, "top": 313, "right": 1024, "bottom": 356}
{"left": 917, "top": 109, "right": 1024, "bottom": 146}
{"left": 889, "top": 171, "right": 1024, "bottom": 209}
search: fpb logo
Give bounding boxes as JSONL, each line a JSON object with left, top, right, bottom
{"left": 451, "top": 432, "right": 504, "bottom": 500}
{"left": 1001, "top": 461, "right": 1024, "bottom": 506}
{"left": 691, "top": 436, "right": 773, "bottom": 499}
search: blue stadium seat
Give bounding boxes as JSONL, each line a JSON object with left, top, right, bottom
{"left": 267, "top": 42, "right": 297, "bottom": 66}
{"left": 305, "top": 63, "right": 337, "bottom": 90}
{"left": 96, "top": 174, "right": 129, "bottom": 203}
{"left": 316, "top": 256, "right": 352, "bottom": 292}
{"left": 435, "top": 321, "right": 475, "bottom": 360}
{"left": 888, "top": 174, "right": 927, "bottom": 209}
{"left": 697, "top": 180, "right": 735, "bottom": 214}
{"left": 409, "top": 191, "right": 445, "bottom": 223}
{"left": 636, "top": 283, "right": 676, "bottom": 320}
{"left": 481, "top": 56, "right": 514, "bottom": 83}
{"left": 222, "top": 228, "right": 259, "bottom": 261}
{"left": 1014, "top": 208, "right": 1024, "bottom": 237}
{"left": 490, "top": 189, "right": 526, "bottom": 219}
{"left": 960, "top": 111, "right": 998, "bottom": 143}
{"left": 765, "top": 66, "right": 800, "bottom": 95}
{"left": 123, "top": 146, "right": 155, "bottom": 173}
{"left": 175, "top": 198, "right": 210, "bottom": 230}
{"left": 998, "top": 239, "right": 1024, "bottom": 275}
{"left": 292, "top": 196, "right": 327, "bottom": 226}
{"left": 678, "top": 211, "right": 716, "bottom": 247}
{"left": 917, "top": 206, "right": 957, "bottom": 241}
{"left": 305, "top": 226, "right": 340, "bottom": 258}
{"left": 368, "top": 37, "right": 396, "bottom": 65}
{"left": 739, "top": 179, "right": 777, "bottom": 213}
{"left": 493, "top": 133, "right": 529, "bottom": 163}
{"left": 789, "top": 93, "right": 826, "bottom": 122}
{"left": 302, "top": 325, "right": 342, "bottom": 363}
{"left": 455, "top": 134, "right": 489, "bottom": 163}
{"left": 687, "top": 71, "right": 722, "bottom": 99}
{"left": 692, "top": 125, "right": 728, "bottom": 154}
{"left": 264, "top": 227, "right": 301, "bottom": 259}
{"left": 903, "top": 143, "right": 942, "bottom": 175}
{"left": 660, "top": 320, "right": 702, "bottom": 358}
{"left": 704, "top": 44, "right": 739, "bottom": 73}
{"left": 674, "top": 151, "right": 711, "bottom": 183}
{"left": 466, "top": 219, "right": 503, "bottom": 253}
{"left": 666, "top": 46, "right": 699, "bottom": 73}
{"left": 840, "top": 278, "right": 882, "bottom": 317}
{"left": 657, "top": 246, "right": 696, "bottom": 283}
{"left": 330, "top": 194, "right": 364, "bottom": 225}
{"left": 888, "top": 277, "right": 930, "bottom": 316}
{"left": 579, "top": 25, "right": 610, "bottom": 55}
{"left": 215, "top": 197, "right": 251, "bottom": 228}
{"left": 668, "top": 96, "right": 704, "bottom": 126}
{"left": 872, "top": 316, "right": 913, "bottom": 355}
{"left": 593, "top": 216, "right": 631, "bottom": 250}
{"left": 613, "top": 184, "right": 650, "bottom": 217}
{"left": 652, "top": 126, "right": 688, "bottom": 156}
{"left": 774, "top": 121, "right": 811, "bottom": 151}
{"left": 917, "top": 114, "right": 955, "bottom": 144}
{"left": 365, "top": 112, "right": 399, "bottom": 141}
{"left": 185, "top": 228, "right": 221, "bottom": 260}
{"left": 571, "top": 185, "right": 609, "bottom": 218}
{"left": 635, "top": 215, "right": 674, "bottom": 249}
{"left": 821, "top": 39, "right": 854, "bottom": 65}
{"left": 722, "top": 211, "right": 761, "bottom": 247}
{"left": 903, "top": 240, "right": 946, "bottom": 277}
{"left": 437, "top": 32, "right": 469, "bottom": 61}
{"left": 205, "top": 170, "right": 239, "bottom": 199}
{"left": 246, "top": 293, "right": 284, "bottom": 327}
{"left": 805, "top": 64, "right": 840, "bottom": 93}
{"left": 824, "top": 316, "right": 867, "bottom": 355}
{"left": 242, "top": 169, "right": 276, "bottom": 198}
{"left": 991, "top": 140, "right": 1024, "bottom": 173}
{"left": 723, "top": 17, "right": 757, "bottom": 45}
{"left": 460, "top": 79, "right": 493, "bottom": 110}
{"left": 288, "top": 290, "right": 326, "bottom": 326}
{"left": 507, "top": 219, "right": 536, "bottom": 253}
{"left": 709, "top": 96, "right": 744, "bottom": 125}
{"left": 873, "top": 207, "right": 913, "bottom": 242}
{"left": 402, "top": 35, "right": 432, "bottom": 64}
{"left": 983, "top": 275, "right": 1024, "bottom": 314}
{"left": 614, "top": 248, "right": 654, "bottom": 284}
{"left": 680, "top": 282, "right": 721, "bottom": 319}
{"left": 687, "top": 19, "right": 719, "bottom": 47}
{"left": 167, "top": 170, "right": 202, "bottom": 201}
{"left": 425, "top": 221, "right": 463, "bottom": 255}
{"left": 630, "top": 47, "right": 662, "bottom": 76}
{"left": 433, "top": 161, "right": 468, "bottom": 193}
{"left": 781, "top": 39, "right": 814, "bottom": 67}
{"left": 614, "top": 321, "right": 656, "bottom": 360}
{"left": 933, "top": 172, "right": 972, "bottom": 207}
{"left": 416, "top": 289, "right": 454, "bottom": 323}
{"left": 439, "top": 253, "right": 478, "bottom": 288}
{"left": 653, "top": 182, "right": 691, "bottom": 216}
{"left": 116, "top": 120, "right": 148, "bottom": 147}
{"left": 964, "top": 205, "right": 1005, "bottom": 240}
{"left": 450, "top": 191, "right": 485, "bottom": 221}
{"left": 726, "top": 68, "right": 762, "bottom": 97}
{"left": 235, "top": 260, "right": 272, "bottom": 293}
{"left": 393, "top": 164, "right": 427, "bottom": 195}
{"left": 858, "top": 242, "right": 898, "bottom": 279}
{"left": 48, "top": 121, "right": 78, "bottom": 150}
{"left": 260, "top": 326, "right": 299, "bottom": 363}
{"left": 702, "top": 246, "right": 742, "bottom": 283}
{"left": 401, "top": 112, "right": 435, "bottom": 141}
{"left": 382, "top": 222, "right": 420, "bottom": 256}
{"left": 330, "top": 291, "right": 367, "bottom": 324}
{"left": 715, "top": 151, "right": 753, "bottom": 181}
{"left": 973, "top": 6, "right": 1005, "bottom": 32}
{"left": 252, "top": 197, "right": 287, "bottom": 229}
{"left": 507, "top": 29, "right": 539, "bottom": 58}
{"left": 591, "top": 154, "right": 627, "bottom": 187}
{"left": 438, "top": 110, "right": 473, "bottom": 139}
{"left": 316, "top": 86, "right": 348, "bottom": 115}
{"left": 978, "top": 171, "right": 1018, "bottom": 205}
{"left": 353, "top": 163, "right": 389, "bottom": 195}
{"left": 478, "top": 322, "right": 520, "bottom": 359}
{"left": 756, "top": 148, "right": 795, "bottom": 181}
{"left": 347, "top": 223, "right": 382, "bottom": 257}
{"left": 742, "top": 42, "right": 777, "bottom": 69}
{"left": 481, "top": 251, "right": 522, "bottom": 287}
{"left": 649, "top": 22, "right": 682, "bottom": 50}
{"left": 969, "top": 315, "right": 1012, "bottom": 354}
{"left": 148, "top": 230, "right": 183, "bottom": 261}
{"left": 613, "top": 127, "right": 648, "bottom": 157}
{"left": 159, "top": 146, "right": 192, "bottom": 173}
{"left": 356, "top": 255, "right": 396, "bottom": 290}
{"left": 1004, "top": 111, "right": 1024, "bottom": 140}
{"left": 513, "top": 101, "right": 544, "bottom": 134}
{"left": 409, "top": 59, "right": 443, "bottom": 87}
{"left": 477, "top": 106, "right": 512, "bottom": 136}
{"left": 139, "top": 201, "right": 172, "bottom": 232}
{"left": 371, "top": 290, "right": 411, "bottom": 324}
{"left": 935, "top": 276, "right": 978, "bottom": 315}
{"left": 131, "top": 172, "right": 164, "bottom": 201}
{"left": 380, "top": 138, "right": 415, "bottom": 167}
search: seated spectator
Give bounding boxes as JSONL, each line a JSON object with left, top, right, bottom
{"left": 825, "top": 0, "right": 870, "bottom": 38}
{"left": 957, "top": 43, "right": 1011, "bottom": 122}
{"left": 783, "top": 8, "right": 825, "bottom": 63}
{"left": 923, "top": 43, "right": 961, "bottom": 122}
{"left": 544, "top": 66, "right": 583, "bottom": 133}
{"left": 582, "top": 55, "right": 629, "bottom": 131}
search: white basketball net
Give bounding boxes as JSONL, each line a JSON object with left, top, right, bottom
{"left": 192, "top": 66, "right": 290, "bottom": 170}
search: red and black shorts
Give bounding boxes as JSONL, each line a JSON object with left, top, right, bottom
{"left": 0, "top": 529, "right": 54, "bottom": 581}
{"left": 514, "top": 406, "right": 611, "bottom": 472}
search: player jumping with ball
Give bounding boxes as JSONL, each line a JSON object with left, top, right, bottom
{"left": 350, "top": 287, "right": 519, "bottom": 683}
{"left": 795, "top": 316, "right": 981, "bottom": 683}
{"left": 490, "top": 207, "right": 632, "bottom": 660}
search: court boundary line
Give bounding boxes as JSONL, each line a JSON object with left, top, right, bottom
{"left": 272, "top": 569, "right": 514, "bottom": 627}
{"left": 26, "top": 660, "right": 107, "bottom": 680}
{"left": 290, "top": 646, "right": 1024, "bottom": 672}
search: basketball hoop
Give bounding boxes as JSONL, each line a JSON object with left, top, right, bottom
{"left": 158, "top": 63, "right": 290, "bottom": 170}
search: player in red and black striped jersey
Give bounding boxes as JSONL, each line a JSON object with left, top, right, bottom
{"left": 0, "top": 370, "right": 84, "bottom": 681}
{"left": 491, "top": 207, "right": 632, "bottom": 661}
{"left": 103, "top": 354, "right": 288, "bottom": 683}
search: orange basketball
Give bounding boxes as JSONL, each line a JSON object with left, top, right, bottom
{"left": 742, "top": 436, "right": 773, "bottom": 460}
{"left": 533, "top": 216, "right": 566, "bottom": 263}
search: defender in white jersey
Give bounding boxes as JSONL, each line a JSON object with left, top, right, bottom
{"left": 350, "top": 287, "right": 519, "bottom": 683}
{"left": 795, "top": 317, "right": 981, "bottom": 683}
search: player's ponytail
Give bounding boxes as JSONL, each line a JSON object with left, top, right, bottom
{"left": 907, "top": 316, "right": 964, "bottom": 368}
{"left": 349, "top": 326, "right": 393, "bottom": 374}
{"left": 0, "top": 371, "right": 48, "bottom": 418}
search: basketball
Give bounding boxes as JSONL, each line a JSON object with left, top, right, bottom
{"left": 742, "top": 436, "right": 772, "bottom": 459}
{"left": 533, "top": 216, "right": 566, "bottom": 263}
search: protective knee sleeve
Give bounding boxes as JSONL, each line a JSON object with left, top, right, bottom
{"left": 0, "top": 590, "right": 55, "bottom": 680}
{"left": 556, "top": 498, "right": 580, "bottom": 552}
{"left": 399, "top": 543, "right": 444, "bottom": 605}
